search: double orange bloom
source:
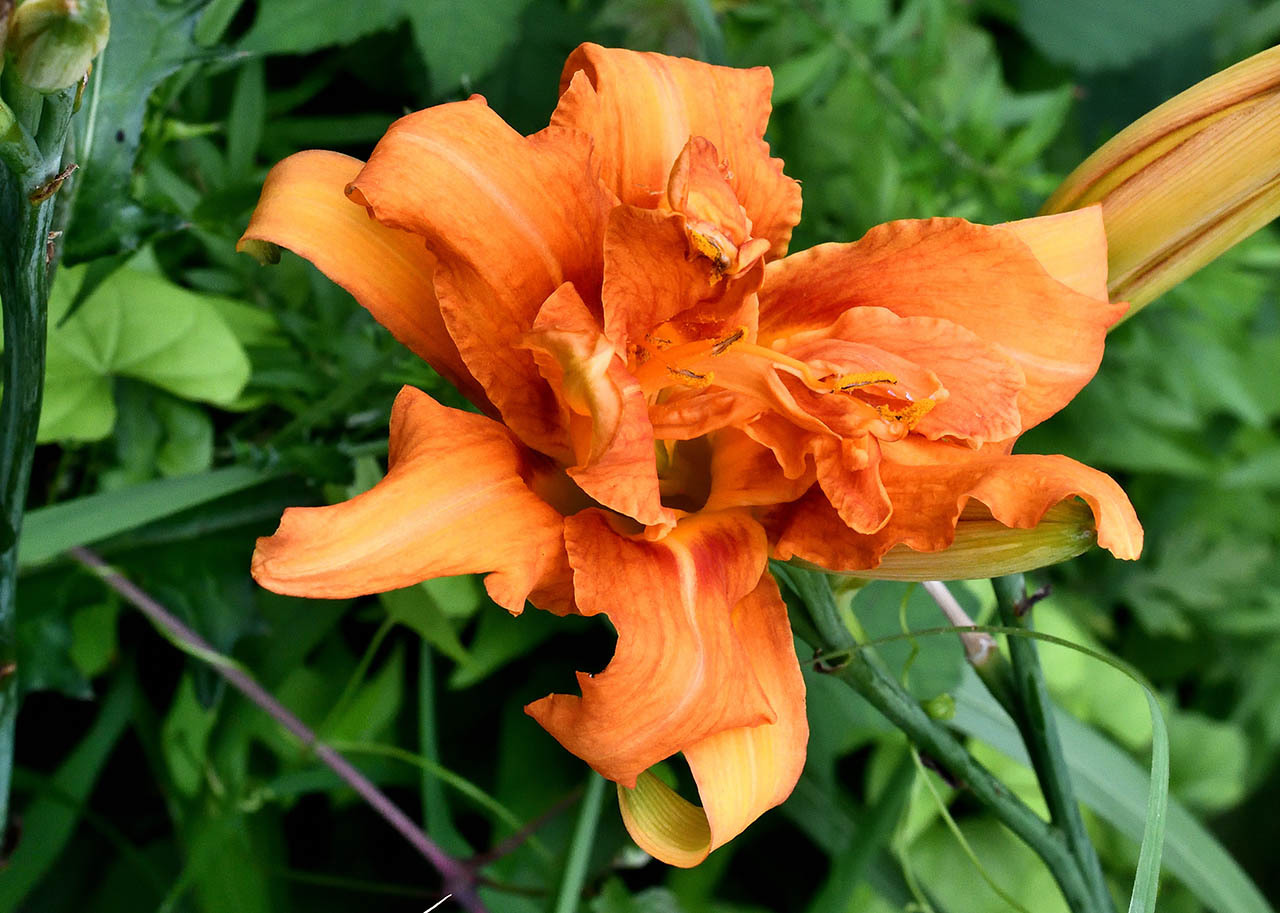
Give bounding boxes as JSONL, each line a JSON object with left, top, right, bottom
{"left": 241, "top": 45, "right": 1143, "bottom": 865}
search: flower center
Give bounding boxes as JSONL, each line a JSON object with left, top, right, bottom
{"left": 634, "top": 326, "right": 936, "bottom": 439}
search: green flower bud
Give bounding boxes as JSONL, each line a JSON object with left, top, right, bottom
{"left": 1044, "top": 45, "right": 1280, "bottom": 319}
{"left": 7, "top": 0, "right": 109, "bottom": 92}
{"left": 922, "top": 693, "right": 956, "bottom": 721}
{"left": 834, "top": 500, "right": 1098, "bottom": 582}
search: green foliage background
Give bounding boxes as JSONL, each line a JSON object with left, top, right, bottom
{"left": 6, "top": 0, "right": 1280, "bottom": 911}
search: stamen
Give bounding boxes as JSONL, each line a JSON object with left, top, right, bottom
{"left": 833, "top": 371, "right": 899, "bottom": 390}
{"left": 712, "top": 327, "right": 745, "bottom": 355}
{"left": 876, "top": 399, "right": 937, "bottom": 426}
{"left": 689, "top": 228, "right": 732, "bottom": 275}
{"left": 668, "top": 367, "right": 713, "bottom": 388}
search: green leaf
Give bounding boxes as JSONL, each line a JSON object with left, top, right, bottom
{"left": 449, "top": 603, "right": 562, "bottom": 690}
{"left": 0, "top": 673, "right": 136, "bottom": 911}
{"left": 1166, "top": 713, "right": 1249, "bottom": 813}
{"left": 239, "top": 0, "right": 405, "bottom": 54}
{"left": 319, "top": 643, "right": 405, "bottom": 744}
{"left": 406, "top": 0, "right": 532, "bottom": 90}
{"left": 226, "top": 59, "right": 266, "bottom": 176}
{"left": 592, "top": 879, "right": 688, "bottom": 913}
{"left": 162, "top": 673, "right": 218, "bottom": 797}
{"left": 951, "top": 671, "right": 1272, "bottom": 913}
{"left": 1013, "top": 0, "right": 1229, "bottom": 71}
{"left": 38, "top": 263, "right": 251, "bottom": 442}
{"left": 69, "top": 600, "right": 120, "bottom": 678}
{"left": 770, "top": 44, "right": 840, "bottom": 106}
{"left": 19, "top": 464, "right": 283, "bottom": 568}
{"left": 66, "top": 0, "right": 210, "bottom": 261}
{"left": 380, "top": 585, "right": 471, "bottom": 665}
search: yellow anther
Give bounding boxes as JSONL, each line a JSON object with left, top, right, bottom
{"left": 668, "top": 366, "right": 713, "bottom": 389}
{"left": 830, "top": 370, "right": 900, "bottom": 391}
{"left": 711, "top": 327, "right": 746, "bottom": 356}
{"left": 688, "top": 225, "right": 734, "bottom": 276}
{"left": 876, "top": 398, "right": 937, "bottom": 429}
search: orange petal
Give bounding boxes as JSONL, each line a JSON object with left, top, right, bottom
{"left": 703, "top": 427, "right": 814, "bottom": 513}
{"left": 523, "top": 283, "right": 674, "bottom": 529}
{"left": 554, "top": 44, "right": 802, "bottom": 258}
{"left": 618, "top": 572, "right": 807, "bottom": 867}
{"left": 784, "top": 305, "right": 1026, "bottom": 446}
{"left": 238, "top": 150, "right": 483, "bottom": 406}
{"left": 743, "top": 412, "right": 813, "bottom": 480}
{"left": 347, "top": 97, "right": 613, "bottom": 459}
{"left": 812, "top": 435, "right": 892, "bottom": 535}
{"left": 758, "top": 218, "right": 1127, "bottom": 429}
{"left": 602, "top": 206, "right": 722, "bottom": 357}
{"left": 999, "top": 206, "right": 1110, "bottom": 301}
{"left": 649, "top": 388, "right": 763, "bottom": 441}
{"left": 770, "top": 437, "right": 1143, "bottom": 571}
{"left": 667, "top": 137, "right": 752, "bottom": 248}
{"left": 526, "top": 509, "right": 777, "bottom": 786}
{"left": 252, "top": 386, "right": 569, "bottom": 613}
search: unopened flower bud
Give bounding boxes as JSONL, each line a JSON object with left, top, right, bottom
{"left": 7, "top": 0, "right": 109, "bottom": 92}
{"left": 1043, "top": 45, "right": 1280, "bottom": 319}
{"left": 850, "top": 500, "right": 1098, "bottom": 582}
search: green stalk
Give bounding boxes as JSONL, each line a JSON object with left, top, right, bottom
{"left": 992, "top": 575, "right": 1114, "bottom": 913}
{"left": 552, "top": 771, "right": 607, "bottom": 913}
{"left": 0, "top": 84, "right": 79, "bottom": 836}
{"left": 783, "top": 567, "right": 1102, "bottom": 913}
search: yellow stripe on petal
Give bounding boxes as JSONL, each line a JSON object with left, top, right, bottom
{"left": 615, "top": 574, "right": 808, "bottom": 868}
{"left": 618, "top": 773, "right": 713, "bottom": 868}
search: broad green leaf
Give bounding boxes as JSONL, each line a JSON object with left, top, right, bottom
{"left": 449, "top": 604, "right": 562, "bottom": 690}
{"left": 319, "top": 644, "right": 405, "bottom": 744}
{"left": 69, "top": 600, "right": 119, "bottom": 679}
{"left": 180, "top": 812, "right": 275, "bottom": 913}
{"left": 39, "top": 264, "right": 250, "bottom": 442}
{"left": 19, "top": 464, "right": 283, "bottom": 568}
{"left": 770, "top": 44, "right": 840, "bottom": 106}
{"left": 380, "top": 585, "right": 471, "bottom": 665}
{"left": 66, "top": 0, "right": 210, "bottom": 262}
{"left": 1167, "top": 713, "right": 1249, "bottom": 813}
{"left": 162, "top": 674, "right": 219, "bottom": 797}
{"left": 407, "top": 0, "right": 533, "bottom": 90}
{"left": 1014, "top": 0, "right": 1229, "bottom": 71}
{"left": 239, "top": 0, "right": 405, "bottom": 54}
{"left": 592, "top": 880, "right": 688, "bottom": 913}
{"left": 0, "top": 674, "right": 136, "bottom": 911}
{"left": 951, "top": 672, "right": 1272, "bottom": 913}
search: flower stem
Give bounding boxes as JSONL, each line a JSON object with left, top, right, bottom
{"left": 68, "top": 547, "right": 487, "bottom": 913}
{"left": 784, "top": 567, "right": 1102, "bottom": 913}
{"left": 0, "top": 83, "right": 79, "bottom": 837}
{"left": 992, "top": 574, "right": 1114, "bottom": 913}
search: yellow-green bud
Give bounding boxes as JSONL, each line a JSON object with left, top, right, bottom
{"left": 7, "top": 0, "right": 109, "bottom": 92}
{"left": 839, "top": 499, "right": 1098, "bottom": 582}
{"left": 922, "top": 693, "right": 956, "bottom": 721}
{"left": 1044, "top": 45, "right": 1280, "bottom": 320}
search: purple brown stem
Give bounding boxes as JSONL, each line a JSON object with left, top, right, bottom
{"left": 68, "top": 546, "right": 486, "bottom": 913}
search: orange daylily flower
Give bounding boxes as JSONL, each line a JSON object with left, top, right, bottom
{"left": 240, "top": 44, "right": 1143, "bottom": 866}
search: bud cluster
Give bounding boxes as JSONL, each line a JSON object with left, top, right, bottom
{"left": 1, "top": 0, "right": 109, "bottom": 92}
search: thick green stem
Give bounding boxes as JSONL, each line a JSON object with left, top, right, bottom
{"left": 783, "top": 567, "right": 1101, "bottom": 913}
{"left": 993, "top": 575, "right": 1114, "bottom": 913}
{"left": 0, "top": 84, "right": 78, "bottom": 836}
